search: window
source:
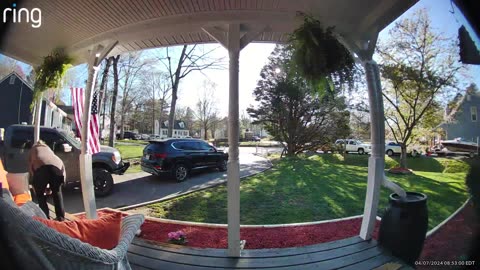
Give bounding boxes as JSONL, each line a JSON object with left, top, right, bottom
{"left": 472, "top": 106, "right": 477, "bottom": 122}
{"left": 173, "top": 141, "right": 196, "bottom": 151}
{"left": 349, "top": 140, "right": 355, "bottom": 145}
{"left": 11, "top": 130, "right": 33, "bottom": 149}
{"left": 9, "top": 75, "right": 15, "bottom": 84}
{"left": 41, "top": 132, "right": 65, "bottom": 151}
{"left": 197, "top": 142, "right": 213, "bottom": 151}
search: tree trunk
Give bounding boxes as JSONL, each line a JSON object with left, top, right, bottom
{"left": 204, "top": 123, "right": 208, "bottom": 140}
{"left": 108, "top": 56, "right": 120, "bottom": 147}
{"left": 99, "top": 58, "right": 112, "bottom": 141}
{"left": 152, "top": 94, "right": 155, "bottom": 134}
{"left": 119, "top": 73, "right": 131, "bottom": 139}
{"left": 400, "top": 144, "right": 408, "bottom": 168}
{"left": 168, "top": 78, "right": 179, "bottom": 137}
{"left": 158, "top": 101, "right": 164, "bottom": 135}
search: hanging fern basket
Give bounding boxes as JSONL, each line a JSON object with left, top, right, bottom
{"left": 31, "top": 48, "right": 73, "bottom": 109}
{"left": 289, "top": 14, "right": 355, "bottom": 92}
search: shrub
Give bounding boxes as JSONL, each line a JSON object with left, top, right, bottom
{"left": 466, "top": 159, "right": 480, "bottom": 217}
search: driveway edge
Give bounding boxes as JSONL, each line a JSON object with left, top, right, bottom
{"left": 118, "top": 155, "right": 273, "bottom": 211}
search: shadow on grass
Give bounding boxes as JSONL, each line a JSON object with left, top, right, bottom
{"left": 151, "top": 156, "right": 468, "bottom": 229}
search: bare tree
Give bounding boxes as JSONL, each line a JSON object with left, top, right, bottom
{"left": 142, "top": 71, "right": 171, "bottom": 134}
{"left": 108, "top": 55, "right": 120, "bottom": 146}
{"left": 98, "top": 58, "right": 112, "bottom": 139}
{"left": 118, "top": 52, "right": 149, "bottom": 138}
{"left": 0, "top": 56, "right": 19, "bottom": 78}
{"left": 194, "top": 81, "right": 219, "bottom": 140}
{"left": 152, "top": 45, "right": 224, "bottom": 137}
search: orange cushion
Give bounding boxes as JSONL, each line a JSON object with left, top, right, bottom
{"left": 13, "top": 193, "right": 32, "bottom": 206}
{"left": 0, "top": 159, "right": 9, "bottom": 190}
{"left": 33, "top": 212, "right": 122, "bottom": 249}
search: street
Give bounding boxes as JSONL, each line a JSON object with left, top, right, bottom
{"left": 62, "top": 147, "right": 279, "bottom": 213}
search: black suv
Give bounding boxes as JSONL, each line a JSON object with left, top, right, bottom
{"left": 141, "top": 139, "right": 228, "bottom": 182}
{"left": 116, "top": 131, "right": 139, "bottom": 140}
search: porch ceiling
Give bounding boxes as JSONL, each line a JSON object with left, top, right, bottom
{"left": 1, "top": 0, "right": 417, "bottom": 65}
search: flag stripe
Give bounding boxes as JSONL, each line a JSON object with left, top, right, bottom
{"left": 71, "top": 87, "right": 101, "bottom": 154}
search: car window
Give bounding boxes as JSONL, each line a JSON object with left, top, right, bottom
{"left": 173, "top": 141, "right": 197, "bottom": 151}
{"left": 60, "top": 131, "right": 81, "bottom": 148}
{"left": 172, "top": 141, "right": 187, "bottom": 150}
{"left": 349, "top": 141, "right": 355, "bottom": 145}
{"left": 10, "top": 130, "right": 33, "bottom": 149}
{"left": 42, "top": 132, "right": 66, "bottom": 151}
{"left": 198, "top": 142, "right": 214, "bottom": 151}
{"left": 145, "top": 142, "right": 164, "bottom": 152}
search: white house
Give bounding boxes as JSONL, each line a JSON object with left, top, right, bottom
{"left": 154, "top": 120, "right": 189, "bottom": 139}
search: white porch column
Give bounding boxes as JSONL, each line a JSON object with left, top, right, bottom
{"left": 360, "top": 60, "right": 386, "bottom": 239}
{"left": 80, "top": 52, "right": 101, "bottom": 219}
{"left": 203, "top": 24, "right": 266, "bottom": 257}
{"left": 79, "top": 42, "right": 118, "bottom": 219}
{"left": 33, "top": 95, "right": 43, "bottom": 143}
{"left": 226, "top": 23, "right": 241, "bottom": 257}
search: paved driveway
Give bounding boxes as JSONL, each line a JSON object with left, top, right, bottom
{"left": 63, "top": 147, "right": 275, "bottom": 213}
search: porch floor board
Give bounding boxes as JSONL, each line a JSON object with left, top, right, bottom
{"left": 128, "top": 236, "right": 413, "bottom": 269}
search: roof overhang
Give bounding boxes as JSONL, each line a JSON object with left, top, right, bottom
{"left": 1, "top": 0, "right": 417, "bottom": 66}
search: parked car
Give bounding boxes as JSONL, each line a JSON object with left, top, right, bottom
{"left": 117, "top": 131, "right": 140, "bottom": 140}
{"left": 252, "top": 136, "right": 261, "bottom": 142}
{"left": 385, "top": 141, "right": 401, "bottom": 156}
{"left": 385, "top": 141, "right": 420, "bottom": 157}
{"left": 335, "top": 139, "right": 371, "bottom": 155}
{"left": 141, "top": 138, "right": 228, "bottom": 182}
{"left": 1, "top": 125, "right": 129, "bottom": 196}
{"left": 140, "top": 134, "right": 150, "bottom": 140}
{"left": 149, "top": 134, "right": 161, "bottom": 140}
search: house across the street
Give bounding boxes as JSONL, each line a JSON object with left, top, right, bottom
{"left": 439, "top": 85, "right": 480, "bottom": 142}
{"left": 155, "top": 120, "right": 190, "bottom": 139}
{"left": 0, "top": 72, "right": 72, "bottom": 132}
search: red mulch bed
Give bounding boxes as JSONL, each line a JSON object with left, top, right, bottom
{"left": 417, "top": 203, "right": 479, "bottom": 269}
{"left": 139, "top": 218, "right": 381, "bottom": 249}
{"left": 78, "top": 210, "right": 380, "bottom": 249}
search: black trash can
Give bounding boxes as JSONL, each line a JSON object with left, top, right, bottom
{"left": 378, "top": 192, "right": 428, "bottom": 265}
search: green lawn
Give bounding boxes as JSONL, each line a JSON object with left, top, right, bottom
{"left": 115, "top": 144, "right": 144, "bottom": 160}
{"left": 141, "top": 154, "right": 470, "bottom": 230}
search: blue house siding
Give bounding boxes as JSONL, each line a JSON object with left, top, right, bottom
{"left": 0, "top": 73, "right": 33, "bottom": 129}
{"left": 440, "top": 94, "right": 480, "bottom": 142}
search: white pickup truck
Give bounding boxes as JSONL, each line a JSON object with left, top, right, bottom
{"left": 335, "top": 139, "right": 371, "bottom": 155}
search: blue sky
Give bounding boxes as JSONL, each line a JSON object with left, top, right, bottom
{"left": 2, "top": 0, "right": 479, "bottom": 116}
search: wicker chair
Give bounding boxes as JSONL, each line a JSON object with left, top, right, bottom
{"left": 0, "top": 189, "right": 144, "bottom": 270}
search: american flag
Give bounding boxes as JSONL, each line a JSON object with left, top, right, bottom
{"left": 71, "top": 87, "right": 101, "bottom": 154}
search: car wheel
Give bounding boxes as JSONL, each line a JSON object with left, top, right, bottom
{"left": 173, "top": 164, "right": 188, "bottom": 182}
{"left": 93, "top": 168, "right": 114, "bottom": 197}
{"left": 358, "top": 148, "right": 365, "bottom": 155}
{"left": 218, "top": 159, "right": 227, "bottom": 172}
{"left": 386, "top": 149, "right": 394, "bottom": 157}
{"left": 469, "top": 152, "right": 475, "bottom": 158}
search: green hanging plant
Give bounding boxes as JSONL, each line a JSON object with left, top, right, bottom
{"left": 31, "top": 48, "right": 73, "bottom": 110}
{"left": 289, "top": 13, "right": 355, "bottom": 93}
